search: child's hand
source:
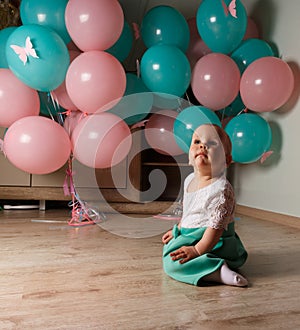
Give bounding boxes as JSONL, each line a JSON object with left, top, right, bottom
{"left": 162, "top": 230, "right": 173, "bottom": 244}
{"left": 170, "top": 246, "right": 199, "bottom": 264}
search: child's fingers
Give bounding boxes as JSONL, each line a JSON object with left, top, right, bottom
{"left": 171, "top": 246, "right": 197, "bottom": 263}
{"left": 170, "top": 249, "right": 186, "bottom": 260}
{"left": 162, "top": 233, "right": 172, "bottom": 244}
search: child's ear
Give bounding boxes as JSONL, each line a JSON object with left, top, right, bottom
{"left": 226, "top": 154, "right": 232, "bottom": 167}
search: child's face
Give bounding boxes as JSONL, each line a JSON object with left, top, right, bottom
{"left": 189, "top": 125, "right": 229, "bottom": 177}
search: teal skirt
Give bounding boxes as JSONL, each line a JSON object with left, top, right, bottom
{"left": 162, "top": 222, "right": 248, "bottom": 286}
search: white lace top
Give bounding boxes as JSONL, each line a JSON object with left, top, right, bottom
{"left": 180, "top": 173, "right": 235, "bottom": 230}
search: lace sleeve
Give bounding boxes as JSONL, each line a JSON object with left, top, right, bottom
{"left": 207, "top": 182, "right": 235, "bottom": 230}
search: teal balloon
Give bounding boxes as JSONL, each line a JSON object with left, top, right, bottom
{"left": 196, "top": 0, "right": 247, "bottom": 54}
{"left": 152, "top": 93, "right": 182, "bottom": 110}
{"left": 173, "top": 106, "right": 221, "bottom": 153}
{"left": 140, "top": 45, "right": 191, "bottom": 97}
{"left": 20, "top": 0, "right": 71, "bottom": 44}
{"left": 231, "top": 38, "right": 274, "bottom": 73}
{"left": 268, "top": 41, "right": 280, "bottom": 58}
{"left": 108, "top": 73, "right": 153, "bottom": 125}
{"left": 0, "top": 27, "right": 17, "bottom": 68}
{"left": 141, "top": 5, "right": 190, "bottom": 52}
{"left": 6, "top": 24, "right": 70, "bottom": 92}
{"left": 107, "top": 21, "right": 133, "bottom": 62}
{"left": 225, "top": 113, "right": 272, "bottom": 164}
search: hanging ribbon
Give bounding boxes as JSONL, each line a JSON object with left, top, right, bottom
{"left": 68, "top": 191, "right": 106, "bottom": 227}
{"left": 39, "top": 91, "right": 106, "bottom": 227}
{"left": 49, "top": 92, "right": 64, "bottom": 126}
{"left": 64, "top": 156, "right": 106, "bottom": 226}
{"left": 63, "top": 167, "right": 75, "bottom": 196}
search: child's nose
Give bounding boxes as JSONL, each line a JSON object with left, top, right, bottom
{"left": 200, "top": 143, "right": 207, "bottom": 150}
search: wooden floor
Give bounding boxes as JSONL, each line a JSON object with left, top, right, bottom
{"left": 0, "top": 207, "right": 299, "bottom": 330}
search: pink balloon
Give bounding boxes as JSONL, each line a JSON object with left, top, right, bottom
{"left": 145, "top": 110, "right": 184, "bottom": 156}
{"left": 65, "top": 0, "right": 124, "bottom": 51}
{"left": 186, "top": 17, "right": 211, "bottom": 68}
{"left": 0, "top": 69, "right": 40, "bottom": 127}
{"left": 244, "top": 17, "right": 260, "bottom": 40}
{"left": 52, "top": 50, "right": 81, "bottom": 111}
{"left": 240, "top": 57, "right": 294, "bottom": 112}
{"left": 4, "top": 116, "right": 71, "bottom": 174}
{"left": 187, "top": 39, "right": 212, "bottom": 69}
{"left": 191, "top": 53, "right": 241, "bottom": 111}
{"left": 63, "top": 110, "right": 84, "bottom": 136}
{"left": 71, "top": 113, "right": 132, "bottom": 168}
{"left": 66, "top": 51, "right": 126, "bottom": 114}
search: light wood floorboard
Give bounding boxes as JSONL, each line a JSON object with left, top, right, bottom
{"left": 0, "top": 208, "right": 299, "bottom": 330}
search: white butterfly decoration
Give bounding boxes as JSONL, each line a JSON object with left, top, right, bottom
{"left": 221, "top": 0, "right": 237, "bottom": 18}
{"left": 10, "top": 36, "right": 39, "bottom": 65}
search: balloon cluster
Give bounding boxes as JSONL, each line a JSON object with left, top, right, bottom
{"left": 0, "top": 0, "right": 295, "bottom": 182}
{"left": 140, "top": 0, "right": 294, "bottom": 164}
{"left": 0, "top": 0, "right": 133, "bottom": 174}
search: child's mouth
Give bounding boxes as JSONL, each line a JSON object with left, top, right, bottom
{"left": 196, "top": 153, "right": 208, "bottom": 159}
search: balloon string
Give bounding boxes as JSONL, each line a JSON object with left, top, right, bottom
{"left": 220, "top": 108, "right": 226, "bottom": 121}
{"left": 49, "top": 92, "right": 64, "bottom": 126}
{"left": 68, "top": 192, "right": 106, "bottom": 227}
{"left": 185, "top": 92, "right": 191, "bottom": 106}
{"left": 136, "top": 59, "right": 140, "bottom": 77}
{"left": 40, "top": 92, "right": 55, "bottom": 121}
{"left": 63, "top": 158, "right": 75, "bottom": 196}
{"left": 65, "top": 156, "right": 106, "bottom": 226}
{"left": 237, "top": 107, "right": 247, "bottom": 116}
{"left": 176, "top": 97, "right": 183, "bottom": 112}
{"left": 40, "top": 92, "right": 105, "bottom": 226}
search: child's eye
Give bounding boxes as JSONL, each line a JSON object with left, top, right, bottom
{"left": 207, "top": 140, "right": 218, "bottom": 147}
{"left": 193, "top": 139, "right": 200, "bottom": 144}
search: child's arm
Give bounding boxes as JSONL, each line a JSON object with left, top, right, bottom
{"left": 170, "top": 227, "right": 223, "bottom": 264}
{"left": 194, "top": 227, "right": 223, "bottom": 256}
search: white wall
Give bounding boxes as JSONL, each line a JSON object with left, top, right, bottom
{"left": 120, "top": 0, "right": 300, "bottom": 217}
{"left": 233, "top": 0, "right": 300, "bottom": 217}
